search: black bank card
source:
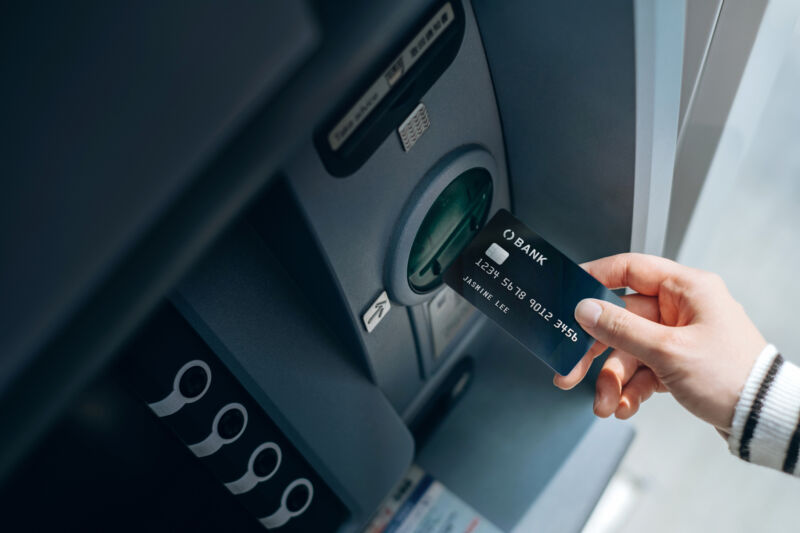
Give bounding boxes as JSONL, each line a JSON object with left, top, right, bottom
{"left": 442, "top": 209, "right": 624, "bottom": 376}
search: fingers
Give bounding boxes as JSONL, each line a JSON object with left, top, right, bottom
{"left": 553, "top": 340, "right": 607, "bottom": 390}
{"left": 581, "top": 253, "right": 686, "bottom": 296}
{"left": 575, "top": 298, "right": 673, "bottom": 370}
{"left": 593, "top": 349, "right": 640, "bottom": 417}
{"left": 615, "top": 367, "right": 662, "bottom": 419}
{"left": 594, "top": 352, "right": 664, "bottom": 419}
{"left": 621, "top": 293, "right": 661, "bottom": 322}
{"left": 553, "top": 294, "right": 658, "bottom": 390}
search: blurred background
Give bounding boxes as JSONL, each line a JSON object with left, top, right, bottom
{"left": 586, "top": 7, "right": 800, "bottom": 533}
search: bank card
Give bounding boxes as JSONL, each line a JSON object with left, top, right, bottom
{"left": 442, "top": 209, "right": 624, "bottom": 376}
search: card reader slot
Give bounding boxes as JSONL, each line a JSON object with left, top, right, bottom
{"left": 408, "top": 166, "right": 492, "bottom": 293}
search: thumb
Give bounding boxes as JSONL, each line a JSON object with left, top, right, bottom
{"left": 574, "top": 298, "right": 671, "bottom": 369}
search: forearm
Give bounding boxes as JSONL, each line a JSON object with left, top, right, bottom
{"left": 728, "top": 344, "right": 800, "bottom": 475}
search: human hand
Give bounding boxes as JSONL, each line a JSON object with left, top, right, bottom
{"left": 553, "top": 253, "right": 766, "bottom": 430}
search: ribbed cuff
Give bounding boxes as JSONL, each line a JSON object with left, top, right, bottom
{"left": 728, "top": 344, "right": 800, "bottom": 475}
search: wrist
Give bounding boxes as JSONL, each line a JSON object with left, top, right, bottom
{"left": 727, "top": 344, "right": 780, "bottom": 444}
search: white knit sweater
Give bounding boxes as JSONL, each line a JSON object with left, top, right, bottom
{"left": 728, "top": 344, "right": 800, "bottom": 475}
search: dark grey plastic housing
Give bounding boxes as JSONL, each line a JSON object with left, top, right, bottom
{"left": 173, "top": 225, "right": 414, "bottom": 525}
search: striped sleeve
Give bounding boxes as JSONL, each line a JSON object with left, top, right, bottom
{"left": 728, "top": 344, "right": 800, "bottom": 475}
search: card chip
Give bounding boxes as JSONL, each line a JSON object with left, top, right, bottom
{"left": 485, "top": 243, "right": 509, "bottom": 265}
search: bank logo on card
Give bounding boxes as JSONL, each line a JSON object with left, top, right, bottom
{"left": 484, "top": 243, "right": 509, "bottom": 265}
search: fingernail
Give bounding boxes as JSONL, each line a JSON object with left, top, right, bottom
{"left": 616, "top": 397, "right": 631, "bottom": 418}
{"left": 575, "top": 299, "right": 602, "bottom": 328}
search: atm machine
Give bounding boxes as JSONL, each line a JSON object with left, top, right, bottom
{"left": 0, "top": 1, "right": 761, "bottom": 531}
